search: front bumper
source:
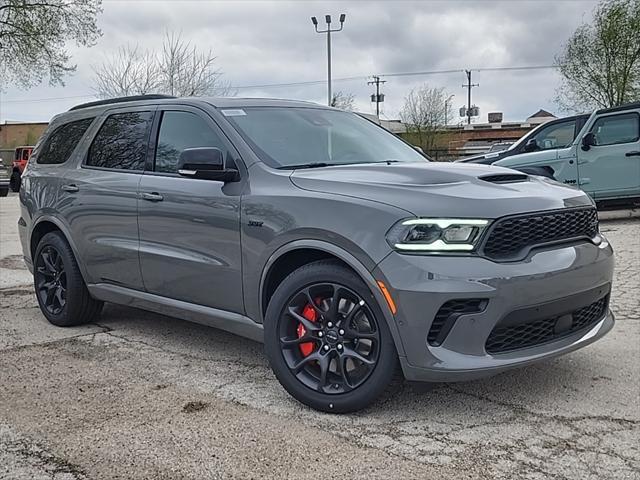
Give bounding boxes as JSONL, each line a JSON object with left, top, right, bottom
{"left": 374, "top": 238, "right": 615, "bottom": 382}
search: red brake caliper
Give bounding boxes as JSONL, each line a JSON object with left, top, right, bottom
{"left": 297, "top": 302, "right": 318, "bottom": 357}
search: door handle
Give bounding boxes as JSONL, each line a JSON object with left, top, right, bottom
{"left": 625, "top": 151, "right": 640, "bottom": 157}
{"left": 140, "top": 192, "right": 164, "bottom": 202}
{"left": 61, "top": 184, "right": 79, "bottom": 193}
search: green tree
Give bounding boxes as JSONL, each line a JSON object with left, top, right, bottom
{"left": 555, "top": 0, "right": 640, "bottom": 112}
{"left": 0, "top": 0, "right": 102, "bottom": 89}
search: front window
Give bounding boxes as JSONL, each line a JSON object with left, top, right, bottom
{"left": 532, "top": 120, "right": 576, "bottom": 150}
{"left": 590, "top": 113, "right": 639, "bottom": 146}
{"left": 223, "top": 107, "right": 427, "bottom": 168}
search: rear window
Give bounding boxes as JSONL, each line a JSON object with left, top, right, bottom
{"left": 86, "top": 111, "right": 153, "bottom": 171}
{"left": 37, "top": 118, "right": 94, "bottom": 165}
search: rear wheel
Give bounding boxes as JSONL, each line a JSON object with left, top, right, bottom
{"left": 264, "top": 260, "right": 398, "bottom": 413}
{"left": 34, "top": 232, "right": 103, "bottom": 326}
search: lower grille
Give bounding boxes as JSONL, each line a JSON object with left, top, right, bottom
{"left": 485, "top": 296, "right": 608, "bottom": 354}
{"left": 428, "top": 299, "right": 487, "bottom": 346}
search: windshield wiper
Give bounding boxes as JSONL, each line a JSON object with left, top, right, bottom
{"left": 283, "top": 162, "right": 337, "bottom": 170}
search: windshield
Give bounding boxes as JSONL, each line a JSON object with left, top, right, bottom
{"left": 223, "top": 107, "right": 428, "bottom": 168}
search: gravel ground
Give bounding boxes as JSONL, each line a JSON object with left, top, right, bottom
{"left": 1, "top": 193, "right": 638, "bottom": 479}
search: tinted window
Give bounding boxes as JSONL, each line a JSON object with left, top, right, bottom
{"left": 87, "top": 111, "right": 153, "bottom": 170}
{"left": 37, "top": 118, "right": 94, "bottom": 164}
{"left": 532, "top": 120, "right": 576, "bottom": 150}
{"left": 155, "top": 111, "right": 226, "bottom": 173}
{"left": 590, "top": 113, "right": 639, "bottom": 146}
{"left": 224, "top": 107, "right": 426, "bottom": 168}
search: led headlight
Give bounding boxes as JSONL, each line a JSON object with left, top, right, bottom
{"left": 387, "top": 218, "right": 490, "bottom": 252}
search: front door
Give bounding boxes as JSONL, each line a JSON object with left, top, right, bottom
{"left": 137, "top": 106, "right": 245, "bottom": 313}
{"left": 577, "top": 111, "right": 640, "bottom": 200}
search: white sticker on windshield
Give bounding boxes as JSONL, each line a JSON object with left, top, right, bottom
{"left": 221, "top": 109, "right": 247, "bottom": 117}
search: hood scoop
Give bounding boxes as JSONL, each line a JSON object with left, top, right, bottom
{"left": 479, "top": 173, "right": 529, "bottom": 184}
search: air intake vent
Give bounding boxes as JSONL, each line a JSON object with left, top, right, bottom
{"left": 428, "top": 299, "right": 488, "bottom": 346}
{"left": 480, "top": 174, "right": 529, "bottom": 184}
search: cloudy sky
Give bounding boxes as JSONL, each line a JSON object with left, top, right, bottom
{"left": 0, "top": 0, "right": 599, "bottom": 124}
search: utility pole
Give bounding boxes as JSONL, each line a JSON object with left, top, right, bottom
{"left": 368, "top": 75, "right": 386, "bottom": 117}
{"left": 462, "top": 70, "right": 479, "bottom": 125}
{"left": 311, "top": 14, "right": 346, "bottom": 106}
{"left": 444, "top": 94, "right": 455, "bottom": 126}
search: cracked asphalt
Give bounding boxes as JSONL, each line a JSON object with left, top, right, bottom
{"left": 1, "top": 194, "right": 638, "bottom": 479}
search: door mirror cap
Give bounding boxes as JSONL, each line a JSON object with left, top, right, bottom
{"left": 177, "top": 147, "right": 239, "bottom": 182}
{"left": 581, "top": 132, "right": 596, "bottom": 151}
{"left": 524, "top": 138, "right": 538, "bottom": 152}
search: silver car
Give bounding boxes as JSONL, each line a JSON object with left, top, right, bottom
{"left": 18, "top": 95, "right": 614, "bottom": 412}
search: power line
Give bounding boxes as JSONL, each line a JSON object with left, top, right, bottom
{"left": 0, "top": 65, "right": 560, "bottom": 104}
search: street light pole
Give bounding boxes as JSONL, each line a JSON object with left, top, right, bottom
{"left": 312, "top": 14, "right": 346, "bottom": 106}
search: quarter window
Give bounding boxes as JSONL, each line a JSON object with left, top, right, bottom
{"left": 155, "top": 111, "right": 226, "bottom": 173}
{"left": 87, "top": 111, "right": 153, "bottom": 171}
{"left": 590, "top": 113, "right": 640, "bottom": 146}
{"left": 532, "top": 121, "right": 576, "bottom": 150}
{"left": 37, "top": 118, "right": 94, "bottom": 164}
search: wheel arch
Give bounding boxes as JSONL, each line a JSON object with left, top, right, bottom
{"left": 259, "top": 240, "right": 407, "bottom": 358}
{"left": 30, "top": 216, "right": 91, "bottom": 284}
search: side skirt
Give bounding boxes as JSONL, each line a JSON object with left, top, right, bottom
{"left": 87, "top": 283, "right": 264, "bottom": 343}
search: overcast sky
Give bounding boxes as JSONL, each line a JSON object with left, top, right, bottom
{"left": 0, "top": 0, "right": 599, "bottom": 124}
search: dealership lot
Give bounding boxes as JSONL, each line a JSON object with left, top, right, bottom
{"left": 0, "top": 194, "right": 638, "bottom": 479}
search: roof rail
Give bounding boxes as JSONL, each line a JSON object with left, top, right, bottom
{"left": 69, "top": 94, "right": 176, "bottom": 111}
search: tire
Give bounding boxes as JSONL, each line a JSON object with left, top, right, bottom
{"left": 0, "top": 188, "right": 8, "bottom": 197}
{"left": 33, "top": 231, "right": 103, "bottom": 326}
{"left": 9, "top": 171, "right": 20, "bottom": 192}
{"left": 264, "top": 260, "right": 399, "bottom": 413}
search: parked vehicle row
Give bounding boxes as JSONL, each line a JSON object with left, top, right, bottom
{"left": 19, "top": 95, "right": 614, "bottom": 412}
{"left": 8, "top": 146, "right": 33, "bottom": 193}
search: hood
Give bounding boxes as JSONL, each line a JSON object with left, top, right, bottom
{"left": 290, "top": 162, "right": 592, "bottom": 218}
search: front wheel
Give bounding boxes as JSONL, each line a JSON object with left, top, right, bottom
{"left": 0, "top": 188, "right": 8, "bottom": 197}
{"left": 264, "top": 260, "right": 399, "bottom": 413}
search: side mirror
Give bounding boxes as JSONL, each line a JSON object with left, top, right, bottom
{"left": 177, "top": 147, "right": 239, "bottom": 182}
{"left": 524, "top": 138, "right": 538, "bottom": 152}
{"left": 581, "top": 132, "right": 596, "bottom": 151}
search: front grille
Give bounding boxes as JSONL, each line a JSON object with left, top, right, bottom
{"left": 428, "top": 299, "right": 487, "bottom": 346}
{"left": 485, "top": 296, "right": 608, "bottom": 354}
{"left": 482, "top": 207, "right": 598, "bottom": 260}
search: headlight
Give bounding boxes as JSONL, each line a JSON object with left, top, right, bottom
{"left": 387, "top": 218, "right": 490, "bottom": 252}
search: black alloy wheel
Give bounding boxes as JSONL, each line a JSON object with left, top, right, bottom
{"left": 264, "top": 260, "right": 399, "bottom": 413}
{"left": 35, "top": 245, "right": 67, "bottom": 315}
{"left": 279, "top": 283, "right": 381, "bottom": 394}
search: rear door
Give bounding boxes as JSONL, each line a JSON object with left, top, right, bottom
{"left": 577, "top": 111, "right": 640, "bottom": 199}
{"left": 59, "top": 107, "right": 154, "bottom": 290}
{"left": 137, "top": 106, "right": 244, "bottom": 313}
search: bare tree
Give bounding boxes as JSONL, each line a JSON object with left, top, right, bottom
{"left": 0, "top": 0, "right": 102, "bottom": 89}
{"left": 93, "top": 45, "right": 160, "bottom": 98}
{"left": 330, "top": 91, "right": 355, "bottom": 111}
{"left": 92, "top": 31, "right": 233, "bottom": 98}
{"left": 399, "top": 84, "right": 448, "bottom": 152}
{"left": 555, "top": 0, "right": 640, "bottom": 112}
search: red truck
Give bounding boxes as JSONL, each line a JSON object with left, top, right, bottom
{"left": 10, "top": 146, "right": 33, "bottom": 192}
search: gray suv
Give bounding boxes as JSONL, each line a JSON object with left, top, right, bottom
{"left": 19, "top": 95, "right": 615, "bottom": 413}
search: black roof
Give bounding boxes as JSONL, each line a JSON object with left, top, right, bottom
{"left": 596, "top": 101, "right": 640, "bottom": 115}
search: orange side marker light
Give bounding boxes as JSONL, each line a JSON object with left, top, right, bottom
{"left": 376, "top": 280, "right": 397, "bottom": 315}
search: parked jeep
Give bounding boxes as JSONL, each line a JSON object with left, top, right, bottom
{"left": 19, "top": 95, "right": 614, "bottom": 412}
{"left": 494, "top": 103, "right": 640, "bottom": 208}
{"left": 456, "top": 114, "right": 590, "bottom": 165}
{"left": 10, "top": 146, "right": 34, "bottom": 192}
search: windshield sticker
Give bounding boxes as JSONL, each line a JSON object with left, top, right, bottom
{"left": 221, "top": 109, "right": 247, "bottom": 117}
